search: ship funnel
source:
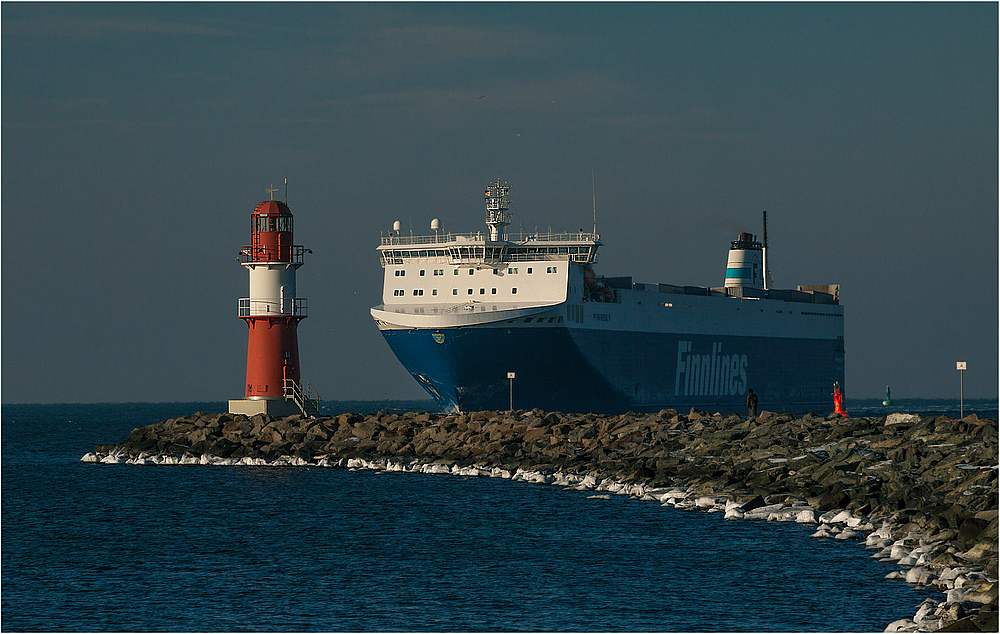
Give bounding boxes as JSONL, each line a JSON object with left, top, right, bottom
{"left": 724, "top": 231, "right": 764, "bottom": 289}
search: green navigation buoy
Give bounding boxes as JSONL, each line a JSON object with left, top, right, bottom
{"left": 883, "top": 385, "right": 892, "bottom": 406}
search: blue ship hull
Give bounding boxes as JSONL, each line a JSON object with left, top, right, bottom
{"left": 381, "top": 325, "right": 845, "bottom": 414}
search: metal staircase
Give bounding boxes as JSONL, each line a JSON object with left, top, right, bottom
{"left": 283, "top": 378, "right": 322, "bottom": 417}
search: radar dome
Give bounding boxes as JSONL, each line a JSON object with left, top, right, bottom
{"left": 392, "top": 220, "right": 401, "bottom": 233}
{"left": 430, "top": 218, "right": 442, "bottom": 231}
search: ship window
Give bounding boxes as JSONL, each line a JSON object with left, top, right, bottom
{"left": 527, "top": 268, "right": 533, "bottom": 274}
{"left": 469, "top": 269, "right": 474, "bottom": 275}
{"left": 524, "top": 318, "right": 533, "bottom": 322}
{"left": 468, "top": 289, "right": 473, "bottom": 294}
{"left": 507, "top": 268, "right": 518, "bottom": 274}
{"left": 480, "top": 288, "right": 485, "bottom": 294}
{"left": 419, "top": 251, "right": 428, "bottom": 257}
{"left": 512, "top": 288, "right": 517, "bottom": 294}
{"left": 559, "top": 247, "right": 568, "bottom": 254}
{"left": 420, "top": 270, "right": 425, "bottom": 276}
{"left": 491, "top": 288, "right": 497, "bottom": 294}
{"left": 549, "top": 248, "right": 558, "bottom": 253}
{"left": 557, "top": 316, "right": 563, "bottom": 322}
{"left": 453, "top": 289, "right": 458, "bottom": 295}
{"left": 548, "top": 317, "right": 555, "bottom": 323}
{"left": 569, "top": 247, "right": 578, "bottom": 254}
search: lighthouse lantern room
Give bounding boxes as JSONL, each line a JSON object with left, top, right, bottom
{"left": 228, "top": 193, "right": 320, "bottom": 417}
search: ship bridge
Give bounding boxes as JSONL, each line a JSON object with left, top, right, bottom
{"left": 378, "top": 230, "right": 601, "bottom": 268}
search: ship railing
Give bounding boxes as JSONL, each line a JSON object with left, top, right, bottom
{"left": 238, "top": 298, "right": 308, "bottom": 317}
{"left": 239, "top": 245, "right": 307, "bottom": 264}
{"left": 503, "top": 252, "right": 599, "bottom": 264}
{"left": 381, "top": 230, "right": 600, "bottom": 246}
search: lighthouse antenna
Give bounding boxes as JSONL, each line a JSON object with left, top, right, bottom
{"left": 284, "top": 175, "right": 288, "bottom": 204}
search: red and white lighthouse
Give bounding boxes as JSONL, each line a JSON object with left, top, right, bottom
{"left": 228, "top": 192, "right": 318, "bottom": 417}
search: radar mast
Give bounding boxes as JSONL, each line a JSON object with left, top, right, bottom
{"left": 484, "top": 179, "right": 512, "bottom": 241}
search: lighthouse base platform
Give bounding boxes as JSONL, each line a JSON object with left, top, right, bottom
{"left": 228, "top": 398, "right": 303, "bottom": 418}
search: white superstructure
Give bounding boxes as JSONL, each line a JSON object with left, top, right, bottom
{"left": 371, "top": 179, "right": 602, "bottom": 330}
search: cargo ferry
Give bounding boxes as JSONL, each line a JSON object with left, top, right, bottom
{"left": 371, "top": 180, "right": 845, "bottom": 414}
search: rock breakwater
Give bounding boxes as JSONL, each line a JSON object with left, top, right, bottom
{"left": 84, "top": 407, "right": 997, "bottom": 632}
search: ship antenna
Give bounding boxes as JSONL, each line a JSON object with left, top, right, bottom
{"left": 762, "top": 209, "right": 769, "bottom": 291}
{"left": 592, "top": 170, "right": 597, "bottom": 235}
{"left": 484, "top": 179, "right": 511, "bottom": 241}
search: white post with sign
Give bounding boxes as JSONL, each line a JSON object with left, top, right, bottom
{"left": 956, "top": 362, "right": 967, "bottom": 418}
{"left": 507, "top": 371, "right": 516, "bottom": 411}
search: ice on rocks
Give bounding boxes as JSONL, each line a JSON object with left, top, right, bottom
{"left": 724, "top": 508, "right": 745, "bottom": 521}
{"left": 810, "top": 527, "right": 834, "bottom": 539}
{"left": 905, "top": 567, "right": 937, "bottom": 586}
{"left": 795, "top": 509, "right": 818, "bottom": 524}
{"left": 835, "top": 527, "right": 864, "bottom": 540}
{"left": 883, "top": 617, "right": 916, "bottom": 632}
{"left": 695, "top": 496, "right": 722, "bottom": 508}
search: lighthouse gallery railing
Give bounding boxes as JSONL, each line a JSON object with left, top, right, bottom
{"left": 238, "top": 298, "right": 308, "bottom": 317}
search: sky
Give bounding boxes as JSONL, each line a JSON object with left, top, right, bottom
{"left": 2, "top": 2, "right": 997, "bottom": 404}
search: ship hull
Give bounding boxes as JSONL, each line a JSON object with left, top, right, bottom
{"left": 381, "top": 324, "right": 844, "bottom": 414}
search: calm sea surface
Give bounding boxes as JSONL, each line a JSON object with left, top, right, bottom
{"left": 3, "top": 399, "right": 993, "bottom": 632}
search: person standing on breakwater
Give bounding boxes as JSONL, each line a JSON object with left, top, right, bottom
{"left": 747, "top": 388, "right": 758, "bottom": 420}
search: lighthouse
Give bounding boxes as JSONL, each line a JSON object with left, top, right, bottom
{"left": 228, "top": 191, "right": 319, "bottom": 417}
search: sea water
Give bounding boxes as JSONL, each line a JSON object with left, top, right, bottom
{"left": 5, "top": 400, "right": 992, "bottom": 632}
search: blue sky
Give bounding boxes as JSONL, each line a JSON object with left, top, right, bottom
{"left": 3, "top": 3, "right": 996, "bottom": 403}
